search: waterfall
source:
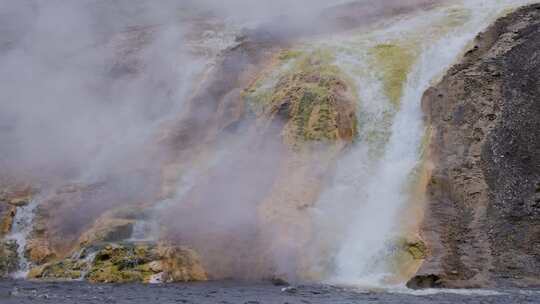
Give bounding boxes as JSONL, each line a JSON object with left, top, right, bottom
{"left": 6, "top": 199, "right": 38, "bottom": 279}
{"left": 309, "top": 0, "right": 535, "bottom": 287}
{"left": 78, "top": 251, "right": 97, "bottom": 281}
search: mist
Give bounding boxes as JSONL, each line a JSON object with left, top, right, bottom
{"left": 1, "top": 0, "right": 464, "bottom": 283}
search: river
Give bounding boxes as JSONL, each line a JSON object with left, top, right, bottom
{"left": 1, "top": 280, "right": 540, "bottom": 304}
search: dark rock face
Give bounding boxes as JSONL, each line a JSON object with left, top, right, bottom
{"left": 414, "top": 4, "right": 540, "bottom": 288}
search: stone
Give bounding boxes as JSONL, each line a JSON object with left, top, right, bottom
{"left": 0, "top": 240, "right": 19, "bottom": 278}
{"left": 78, "top": 213, "right": 136, "bottom": 248}
{"left": 243, "top": 48, "right": 358, "bottom": 147}
{"left": 406, "top": 274, "right": 443, "bottom": 289}
{"left": 417, "top": 4, "right": 540, "bottom": 288}
{"left": 83, "top": 243, "right": 207, "bottom": 283}
{"left": 148, "top": 261, "right": 163, "bottom": 273}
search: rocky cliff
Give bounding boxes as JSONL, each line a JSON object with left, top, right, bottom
{"left": 411, "top": 3, "right": 540, "bottom": 289}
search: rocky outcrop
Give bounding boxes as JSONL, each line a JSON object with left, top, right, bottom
{"left": 29, "top": 243, "right": 207, "bottom": 283}
{"left": 0, "top": 185, "right": 33, "bottom": 237}
{"left": 411, "top": 4, "right": 540, "bottom": 288}
{"left": 0, "top": 240, "right": 18, "bottom": 277}
{"left": 245, "top": 49, "right": 358, "bottom": 145}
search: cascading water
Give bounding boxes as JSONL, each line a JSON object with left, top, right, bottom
{"left": 307, "top": 0, "right": 536, "bottom": 287}
{"left": 62, "top": 247, "right": 98, "bottom": 281}
{"left": 6, "top": 199, "right": 38, "bottom": 278}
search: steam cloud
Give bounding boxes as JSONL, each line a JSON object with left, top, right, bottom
{"left": 0, "top": 0, "right": 449, "bottom": 281}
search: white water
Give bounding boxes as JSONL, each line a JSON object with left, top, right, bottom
{"left": 309, "top": 0, "right": 536, "bottom": 287}
{"left": 6, "top": 200, "right": 39, "bottom": 279}
{"left": 149, "top": 272, "right": 164, "bottom": 284}
{"left": 78, "top": 251, "right": 97, "bottom": 281}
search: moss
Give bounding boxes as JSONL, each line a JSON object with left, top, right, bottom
{"left": 88, "top": 244, "right": 156, "bottom": 283}
{"left": 369, "top": 43, "right": 415, "bottom": 106}
{"left": 86, "top": 243, "right": 207, "bottom": 283}
{"left": 383, "top": 237, "right": 428, "bottom": 278}
{"left": 394, "top": 237, "right": 428, "bottom": 261}
{"left": 29, "top": 248, "right": 95, "bottom": 280}
{"left": 244, "top": 48, "right": 358, "bottom": 146}
{"left": 27, "top": 242, "right": 207, "bottom": 283}
{"left": 88, "top": 264, "right": 145, "bottom": 283}
{"left": 407, "top": 241, "right": 428, "bottom": 260}
{"left": 278, "top": 49, "right": 303, "bottom": 61}
{"left": 38, "top": 261, "right": 82, "bottom": 280}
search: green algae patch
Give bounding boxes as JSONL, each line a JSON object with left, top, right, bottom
{"left": 29, "top": 260, "right": 83, "bottom": 280}
{"left": 244, "top": 48, "right": 358, "bottom": 147}
{"left": 28, "top": 247, "right": 97, "bottom": 280}
{"left": 386, "top": 237, "right": 428, "bottom": 278}
{"left": 278, "top": 49, "right": 304, "bottom": 61}
{"left": 87, "top": 244, "right": 159, "bottom": 283}
{"left": 369, "top": 43, "right": 415, "bottom": 106}
{"left": 28, "top": 242, "right": 207, "bottom": 283}
{"left": 406, "top": 240, "right": 428, "bottom": 260}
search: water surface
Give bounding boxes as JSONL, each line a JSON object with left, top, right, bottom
{"left": 1, "top": 280, "right": 539, "bottom": 304}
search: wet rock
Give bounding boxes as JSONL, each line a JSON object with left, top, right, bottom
{"left": 78, "top": 217, "right": 135, "bottom": 248}
{"left": 0, "top": 240, "right": 19, "bottom": 277}
{"left": 28, "top": 247, "right": 95, "bottom": 280}
{"left": 26, "top": 179, "right": 160, "bottom": 263}
{"left": 87, "top": 243, "right": 154, "bottom": 283}
{"left": 0, "top": 185, "right": 33, "bottom": 237}
{"left": 28, "top": 260, "right": 83, "bottom": 280}
{"left": 0, "top": 204, "right": 16, "bottom": 237}
{"left": 158, "top": 245, "right": 208, "bottom": 282}
{"left": 270, "top": 277, "right": 290, "bottom": 286}
{"left": 244, "top": 48, "right": 358, "bottom": 147}
{"left": 86, "top": 243, "right": 207, "bottom": 283}
{"left": 404, "top": 240, "right": 428, "bottom": 260}
{"left": 148, "top": 260, "right": 163, "bottom": 273}
{"left": 418, "top": 4, "right": 540, "bottom": 288}
{"left": 406, "top": 274, "right": 443, "bottom": 289}
{"left": 28, "top": 242, "right": 207, "bottom": 283}
{"left": 26, "top": 238, "right": 55, "bottom": 265}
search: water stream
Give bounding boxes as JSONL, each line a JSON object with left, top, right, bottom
{"left": 6, "top": 200, "right": 38, "bottom": 279}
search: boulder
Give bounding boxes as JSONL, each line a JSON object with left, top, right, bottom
{"left": 244, "top": 48, "right": 358, "bottom": 147}
{"left": 87, "top": 243, "right": 207, "bottom": 283}
{"left": 78, "top": 218, "right": 135, "bottom": 248}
